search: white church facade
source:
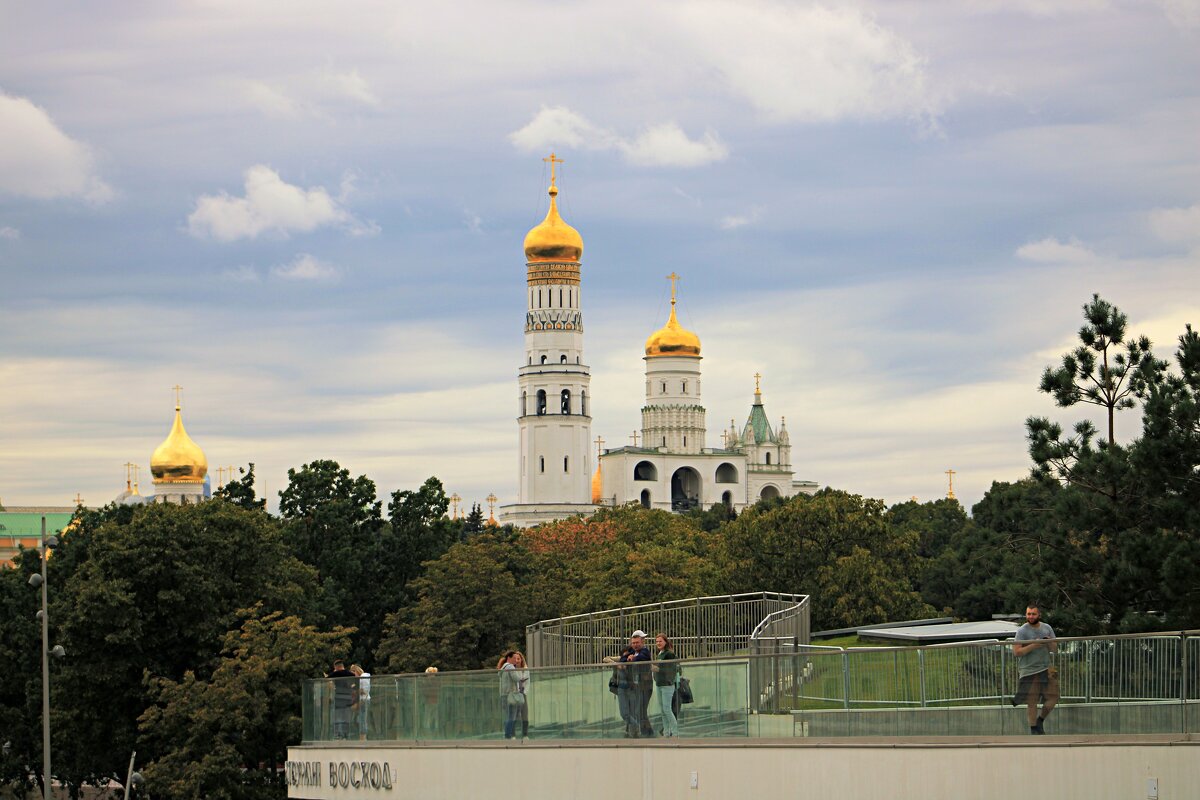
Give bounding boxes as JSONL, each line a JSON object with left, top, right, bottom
{"left": 501, "top": 157, "right": 815, "bottom": 527}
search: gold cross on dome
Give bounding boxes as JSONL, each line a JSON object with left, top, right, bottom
{"left": 945, "top": 469, "right": 957, "bottom": 500}
{"left": 754, "top": 373, "right": 762, "bottom": 394}
{"left": 594, "top": 435, "right": 605, "bottom": 456}
{"left": 172, "top": 384, "right": 184, "bottom": 409}
{"left": 543, "top": 152, "right": 564, "bottom": 186}
{"left": 667, "top": 272, "right": 680, "bottom": 304}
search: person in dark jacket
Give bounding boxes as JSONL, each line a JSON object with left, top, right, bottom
{"left": 618, "top": 630, "right": 654, "bottom": 737}
{"left": 329, "top": 659, "right": 357, "bottom": 740}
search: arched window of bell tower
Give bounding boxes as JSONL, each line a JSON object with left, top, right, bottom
{"left": 581, "top": 391, "right": 587, "bottom": 415}
{"left": 521, "top": 391, "right": 527, "bottom": 416}
{"left": 541, "top": 354, "right": 547, "bottom": 365}
{"left": 561, "top": 389, "right": 571, "bottom": 414}
{"left": 560, "top": 354, "right": 567, "bottom": 364}
{"left": 536, "top": 390, "right": 547, "bottom": 415}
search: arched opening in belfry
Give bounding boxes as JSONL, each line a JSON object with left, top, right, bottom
{"left": 765, "top": 452, "right": 772, "bottom": 465}
{"left": 640, "top": 489, "right": 651, "bottom": 508}
{"left": 561, "top": 354, "right": 567, "bottom": 364}
{"left": 716, "top": 462, "right": 739, "bottom": 484}
{"left": 760, "top": 485, "right": 781, "bottom": 501}
{"left": 521, "top": 391, "right": 527, "bottom": 416}
{"left": 671, "top": 467, "right": 701, "bottom": 512}
{"left": 540, "top": 355, "right": 548, "bottom": 365}
{"left": 561, "top": 389, "right": 571, "bottom": 414}
{"left": 536, "top": 390, "right": 547, "bottom": 415}
{"left": 581, "top": 391, "right": 587, "bottom": 415}
{"left": 634, "top": 461, "right": 658, "bottom": 481}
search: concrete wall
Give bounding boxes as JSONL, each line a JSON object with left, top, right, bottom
{"left": 287, "top": 737, "right": 1198, "bottom": 800}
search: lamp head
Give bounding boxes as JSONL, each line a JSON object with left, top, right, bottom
{"left": 27, "top": 574, "right": 43, "bottom": 588}
{"left": 45, "top": 535, "right": 59, "bottom": 549}
{"left": 50, "top": 645, "right": 66, "bottom": 659}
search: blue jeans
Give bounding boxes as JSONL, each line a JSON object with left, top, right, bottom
{"left": 617, "top": 687, "right": 640, "bottom": 735}
{"left": 657, "top": 685, "right": 678, "bottom": 736}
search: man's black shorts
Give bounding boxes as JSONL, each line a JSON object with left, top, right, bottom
{"left": 1013, "top": 668, "right": 1059, "bottom": 705}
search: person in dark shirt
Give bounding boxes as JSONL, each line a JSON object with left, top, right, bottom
{"left": 618, "top": 630, "right": 654, "bottom": 737}
{"left": 329, "top": 659, "right": 357, "bottom": 740}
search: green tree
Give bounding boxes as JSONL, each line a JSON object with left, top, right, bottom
{"left": 720, "top": 490, "right": 930, "bottom": 630}
{"left": 278, "top": 460, "right": 386, "bottom": 662}
{"left": 214, "top": 463, "right": 267, "bottom": 510}
{"left": 45, "top": 501, "right": 317, "bottom": 796}
{"left": 1037, "top": 293, "right": 1154, "bottom": 445}
{"left": 139, "top": 606, "right": 352, "bottom": 800}
{"left": 377, "top": 531, "right": 528, "bottom": 671}
{"left": 388, "top": 477, "right": 458, "bottom": 602}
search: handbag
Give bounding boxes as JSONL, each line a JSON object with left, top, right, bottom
{"left": 676, "top": 677, "right": 694, "bottom": 705}
{"left": 507, "top": 692, "right": 526, "bottom": 708}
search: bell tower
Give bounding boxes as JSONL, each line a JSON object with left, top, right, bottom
{"left": 501, "top": 155, "right": 596, "bottom": 526}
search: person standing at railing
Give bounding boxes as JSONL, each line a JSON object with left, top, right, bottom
{"left": 652, "top": 633, "right": 680, "bottom": 737}
{"left": 351, "top": 664, "right": 371, "bottom": 740}
{"left": 619, "top": 630, "right": 655, "bottom": 738}
{"left": 499, "top": 651, "right": 529, "bottom": 740}
{"left": 329, "top": 659, "right": 357, "bottom": 740}
{"left": 1012, "top": 604, "right": 1058, "bottom": 734}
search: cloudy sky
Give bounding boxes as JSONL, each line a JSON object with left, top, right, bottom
{"left": 2, "top": 0, "right": 1198, "bottom": 513}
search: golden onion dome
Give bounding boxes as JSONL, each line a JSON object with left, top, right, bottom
{"left": 150, "top": 405, "right": 208, "bottom": 484}
{"left": 591, "top": 462, "right": 603, "bottom": 504}
{"left": 523, "top": 182, "right": 583, "bottom": 263}
{"left": 645, "top": 299, "right": 701, "bottom": 358}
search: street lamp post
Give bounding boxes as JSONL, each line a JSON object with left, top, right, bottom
{"left": 28, "top": 516, "right": 64, "bottom": 800}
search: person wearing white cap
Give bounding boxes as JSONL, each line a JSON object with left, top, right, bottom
{"left": 619, "top": 630, "right": 654, "bottom": 737}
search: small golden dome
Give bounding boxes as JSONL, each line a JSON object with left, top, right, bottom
{"left": 591, "top": 463, "right": 603, "bottom": 504}
{"left": 150, "top": 405, "right": 208, "bottom": 484}
{"left": 645, "top": 301, "right": 701, "bottom": 358}
{"left": 523, "top": 182, "right": 583, "bottom": 263}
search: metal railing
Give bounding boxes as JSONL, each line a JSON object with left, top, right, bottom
{"left": 525, "top": 592, "right": 810, "bottom": 668}
{"left": 301, "top": 630, "right": 1200, "bottom": 743}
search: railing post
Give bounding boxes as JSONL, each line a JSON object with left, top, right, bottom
{"left": 841, "top": 651, "right": 851, "bottom": 710}
{"left": 918, "top": 649, "right": 927, "bottom": 708}
{"left": 1086, "top": 640, "right": 1093, "bottom": 704}
{"left": 999, "top": 645, "right": 1006, "bottom": 705}
{"left": 1181, "top": 633, "right": 1188, "bottom": 735}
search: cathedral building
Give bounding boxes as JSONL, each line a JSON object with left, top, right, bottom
{"left": 502, "top": 157, "right": 816, "bottom": 527}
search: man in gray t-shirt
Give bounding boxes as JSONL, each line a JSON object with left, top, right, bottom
{"left": 1012, "top": 605, "right": 1058, "bottom": 734}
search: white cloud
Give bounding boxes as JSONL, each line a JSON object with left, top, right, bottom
{"left": 1148, "top": 203, "right": 1200, "bottom": 246}
{"left": 237, "top": 68, "right": 380, "bottom": 119}
{"left": 668, "top": 3, "right": 940, "bottom": 128}
{"left": 0, "top": 91, "right": 112, "bottom": 202}
{"left": 719, "top": 207, "right": 764, "bottom": 230}
{"left": 187, "top": 165, "right": 367, "bottom": 241}
{"left": 321, "top": 68, "right": 380, "bottom": 107}
{"left": 270, "top": 253, "right": 340, "bottom": 281}
{"left": 509, "top": 107, "right": 727, "bottom": 168}
{"left": 0, "top": 226, "right": 19, "bottom": 240}
{"left": 220, "top": 265, "right": 260, "bottom": 283}
{"left": 1015, "top": 236, "right": 1097, "bottom": 263}
{"left": 1159, "top": 0, "right": 1200, "bottom": 30}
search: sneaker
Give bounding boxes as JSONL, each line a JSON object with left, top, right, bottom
{"left": 1035, "top": 718, "right": 1045, "bottom": 734}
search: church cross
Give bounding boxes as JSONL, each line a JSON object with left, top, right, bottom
{"left": 945, "top": 469, "right": 957, "bottom": 500}
{"left": 721, "top": 430, "right": 729, "bottom": 447}
{"left": 754, "top": 372, "right": 762, "bottom": 394}
{"left": 449, "top": 492, "right": 461, "bottom": 519}
{"left": 630, "top": 430, "right": 640, "bottom": 447}
{"left": 172, "top": 384, "right": 184, "bottom": 409}
{"left": 543, "top": 152, "right": 564, "bottom": 187}
{"left": 124, "top": 461, "right": 135, "bottom": 488}
{"left": 666, "top": 272, "right": 680, "bottom": 304}
{"left": 73, "top": 493, "right": 84, "bottom": 506}
{"left": 594, "top": 435, "right": 605, "bottom": 457}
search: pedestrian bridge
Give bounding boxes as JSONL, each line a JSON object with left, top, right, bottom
{"left": 287, "top": 630, "right": 1200, "bottom": 799}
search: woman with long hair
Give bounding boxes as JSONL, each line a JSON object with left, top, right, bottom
{"left": 652, "top": 633, "right": 680, "bottom": 737}
{"left": 498, "top": 650, "right": 531, "bottom": 740}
